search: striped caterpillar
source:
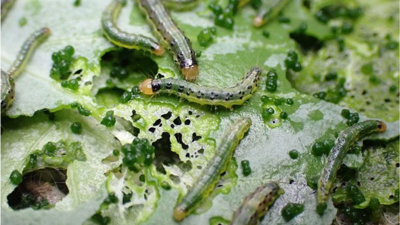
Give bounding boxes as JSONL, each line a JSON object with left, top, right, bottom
{"left": 230, "top": 182, "right": 283, "bottom": 225}
{"left": 317, "top": 120, "right": 386, "bottom": 207}
{"left": 1, "top": 0, "right": 16, "bottom": 21}
{"left": 173, "top": 117, "right": 252, "bottom": 221}
{"left": 138, "top": 0, "right": 198, "bottom": 81}
{"left": 1, "top": 70, "right": 14, "bottom": 112}
{"left": 1, "top": 27, "right": 50, "bottom": 112}
{"left": 139, "top": 67, "right": 261, "bottom": 108}
{"left": 253, "top": 0, "right": 290, "bottom": 28}
{"left": 161, "top": 0, "right": 198, "bottom": 11}
{"left": 101, "top": 0, "right": 164, "bottom": 56}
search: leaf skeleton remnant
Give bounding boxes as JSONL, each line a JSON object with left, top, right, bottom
{"left": 139, "top": 67, "right": 261, "bottom": 108}
{"left": 173, "top": 117, "right": 252, "bottom": 221}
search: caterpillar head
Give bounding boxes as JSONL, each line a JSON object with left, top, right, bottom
{"left": 152, "top": 45, "right": 164, "bottom": 56}
{"left": 253, "top": 16, "right": 265, "bottom": 27}
{"left": 377, "top": 121, "right": 387, "bottom": 132}
{"left": 173, "top": 206, "right": 187, "bottom": 221}
{"left": 181, "top": 65, "right": 198, "bottom": 82}
{"left": 180, "top": 59, "right": 198, "bottom": 81}
{"left": 139, "top": 79, "right": 154, "bottom": 95}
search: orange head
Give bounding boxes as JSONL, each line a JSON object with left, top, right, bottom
{"left": 377, "top": 121, "right": 387, "bottom": 132}
{"left": 173, "top": 206, "right": 187, "bottom": 222}
{"left": 139, "top": 79, "right": 154, "bottom": 95}
{"left": 253, "top": 16, "right": 265, "bottom": 27}
{"left": 42, "top": 27, "right": 51, "bottom": 35}
{"left": 152, "top": 45, "right": 165, "bottom": 56}
{"left": 181, "top": 65, "right": 198, "bottom": 82}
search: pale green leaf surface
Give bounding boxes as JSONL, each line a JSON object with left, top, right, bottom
{"left": 1, "top": 110, "right": 120, "bottom": 211}
{"left": 1, "top": 0, "right": 399, "bottom": 224}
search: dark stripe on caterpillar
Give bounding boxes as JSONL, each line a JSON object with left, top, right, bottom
{"left": 173, "top": 117, "right": 252, "bottom": 221}
{"left": 7, "top": 27, "right": 51, "bottom": 77}
{"left": 317, "top": 120, "right": 387, "bottom": 206}
{"left": 2, "top": 27, "right": 50, "bottom": 112}
{"left": 139, "top": 67, "right": 261, "bottom": 108}
{"left": 138, "top": 0, "right": 198, "bottom": 81}
{"left": 101, "top": 0, "right": 164, "bottom": 55}
{"left": 230, "top": 182, "right": 283, "bottom": 225}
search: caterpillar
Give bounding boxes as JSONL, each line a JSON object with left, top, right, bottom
{"left": 161, "top": 0, "right": 198, "bottom": 11}
{"left": 230, "top": 182, "right": 283, "bottom": 225}
{"left": 173, "top": 117, "right": 252, "bottom": 221}
{"left": 1, "top": 70, "right": 14, "bottom": 112}
{"left": 1, "top": 0, "right": 16, "bottom": 21}
{"left": 101, "top": 0, "right": 164, "bottom": 56}
{"left": 138, "top": 0, "right": 198, "bottom": 81}
{"left": 1, "top": 27, "right": 50, "bottom": 112}
{"left": 253, "top": 0, "right": 290, "bottom": 28}
{"left": 317, "top": 120, "right": 386, "bottom": 206}
{"left": 139, "top": 67, "right": 261, "bottom": 108}
{"left": 7, "top": 27, "right": 51, "bottom": 77}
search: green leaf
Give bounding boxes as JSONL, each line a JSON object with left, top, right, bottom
{"left": 1, "top": 0, "right": 398, "bottom": 224}
{"left": 1, "top": 110, "right": 119, "bottom": 213}
{"left": 1, "top": 186, "right": 108, "bottom": 225}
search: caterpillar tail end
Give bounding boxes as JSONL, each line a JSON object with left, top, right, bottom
{"left": 173, "top": 206, "right": 187, "bottom": 222}
{"left": 253, "top": 16, "right": 265, "bottom": 28}
{"left": 182, "top": 65, "right": 198, "bottom": 82}
{"left": 139, "top": 79, "right": 154, "bottom": 95}
{"left": 377, "top": 121, "right": 387, "bottom": 132}
{"left": 152, "top": 45, "right": 165, "bottom": 56}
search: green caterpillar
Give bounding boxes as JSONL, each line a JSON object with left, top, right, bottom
{"left": 317, "top": 120, "right": 386, "bottom": 206}
{"left": 1, "top": 27, "right": 50, "bottom": 113}
{"left": 230, "top": 182, "right": 283, "bottom": 225}
{"left": 139, "top": 67, "right": 261, "bottom": 108}
{"left": 1, "top": 70, "right": 14, "bottom": 112}
{"left": 138, "top": 0, "right": 198, "bottom": 81}
{"left": 101, "top": 0, "right": 164, "bottom": 56}
{"left": 173, "top": 117, "right": 252, "bottom": 221}
{"left": 1, "top": 0, "right": 16, "bottom": 21}
{"left": 161, "top": 0, "right": 198, "bottom": 11}
{"left": 253, "top": 0, "right": 290, "bottom": 28}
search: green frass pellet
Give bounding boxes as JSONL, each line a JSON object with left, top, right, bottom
{"left": 289, "top": 150, "right": 299, "bottom": 159}
{"left": 281, "top": 203, "right": 304, "bottom": 221}
{"left": 241, "top": 160, "right": 252, "bottom": 176}
{"left": 101, "top": 111, "right": 116, "bottom": 127}
{"left": 70, "top": 122, "right": 83, "bottom": 134}
{"left": 10, "top": 170, "right": 23, "bottom": 185}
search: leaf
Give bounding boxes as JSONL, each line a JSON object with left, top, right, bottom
{"left": 289, "top": 0, "right": 399, "bottom": 122}
{"left": 1, "top": 110, "right": 120, "bottom": 213}
{"left": 1, "top": 0, "right": 398, "bottom": 224}
{"left": 1, "top": 186, "right": 108, "bottom": 225}
{"left": 332, "top": 139, "right": 399, "bottom": 207}
{"left": 1, "top": 0, "right": 113, "bottom": 117}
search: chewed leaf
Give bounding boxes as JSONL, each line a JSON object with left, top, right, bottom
{"left": 1, "top": 110, "right": 119, "bottom": 210}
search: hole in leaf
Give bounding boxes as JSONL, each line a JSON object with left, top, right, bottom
{"left": 289, "top": 33, "right": 324, "bottom": 53}
{"left": 161, "top": 111, "right": 172, "bottom": 120}
{"left": 174, "top": 133, "right": 189, "bottom": 150}
{"left": 152, "top": 133, "right": 180, "bottom": 174}
{"left": 7, "top": 168, "right": 68, "bottom": 210}
{"left": 192, "top": 133, "right": 202, "bottom": 142}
